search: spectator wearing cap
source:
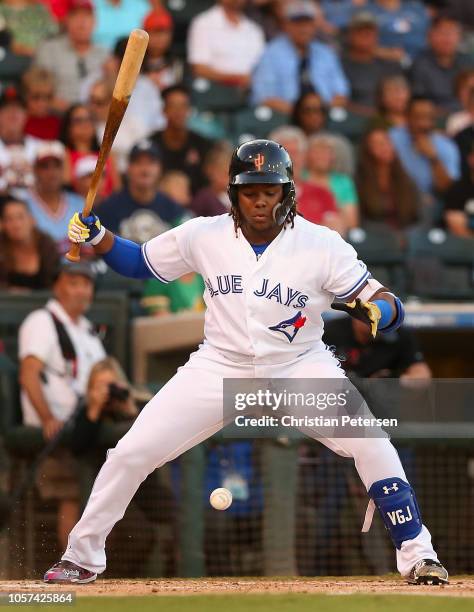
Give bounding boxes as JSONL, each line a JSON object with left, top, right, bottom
{"left": 19, "top": 261, "right": 106, "bottom": 549}
{"left": 0, "top": 87, "right": 41, "bottom": 196}
{"left": 142, "top": 8, "right": 183, "bottom": 92}
{"left": 71, "top": 154, "right": 106, "bottom": 205}
{"left": 0, "top": 0, "right": 57, "bottom": 57}
{"left": 370, "top": 0, "right": 429, "bottom": 64}
{"left": 98, "top": 140, "right": 185, "bottom": 243}
{"left": 60, "top": 103, "right": 121, "bottom": 199}
{"left": 410, "top": 15, "right": 474, "bottom": 113}
{"left": 0, "top": 194, "right": 60, "bottom": 290}
{"left": 22, "top": 66, "right": 61, "bottom": 141}
{"left": 150, "top": 86, "right": 214, "bottom": 195}
{"left": 342, "top": 12, "right": 403, "bottom": 115}
{"left": 92, "top": 0, "right": 149, "bottom": 50}
{"left": 23, "top": 141, "right": 85, "bottom": 254}
{"left": 188, "top": 0, "right": 265, "bottom": 90}
{"left": 389, "top": 96, "right": 460, "bottom": 217}
{"left": 35, "top": 0, "right": 108, "bottom": 112}
{"left": 80, "top": 36, "right": 165, "bottom": 134}
{"left": 251, "top": 0, "right": 349, "bottom": 114}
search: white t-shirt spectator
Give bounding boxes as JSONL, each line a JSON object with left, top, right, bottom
{"left": 19, "top": 299, "right": 106, "bottom": 427}
{"left": 0, "top": 135, "right": 42, "bottom": 196}
{"left": 187, "top": 4, "right": 265, "bottom": 76}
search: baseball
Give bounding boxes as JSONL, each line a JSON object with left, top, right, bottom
{"left": 209, "top": 488, "right": 233, "bottom": 511}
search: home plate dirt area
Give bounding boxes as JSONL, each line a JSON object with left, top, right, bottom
{"left": 1, "top": 576, "right": 474, "bottom": 597}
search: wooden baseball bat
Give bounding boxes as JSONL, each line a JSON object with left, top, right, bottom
{"left": 66, "top": 28, "right": 149, "bottom": 262}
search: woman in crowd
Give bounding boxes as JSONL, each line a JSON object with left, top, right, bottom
{"left": 372, "top": 75, "right": 411, "bottom": 129}
{"left": 291, "top": 91, "right": 354, "bottom": 175}
{"left": 0, "top": 195, "right": 60, "bottom": 290}
{"left": 190, "top": 142, "right": 233, "bottom": 217}
{"left": 356, "top": 128, "right": 421, "bottom": 229}
{"left": 60, "top": 103, "right": 121, "bottom": 199}
{"left": 302, "top": 134, "right": 359, "bottom": 231}
{"left": 22, "top": 66, "right": 61, "bottom": 141}
{"left": 446, "top": 68, "right": 474, "bottom": 137}
{"left": 70, "top": 357, "right": 139, "bottom": 455}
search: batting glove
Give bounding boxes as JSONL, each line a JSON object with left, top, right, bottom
{"left": 331, "top": 298, "right": 381, "bottom": 338}
{"left": 68, "top": 212, "right": 105, "bottom": 246}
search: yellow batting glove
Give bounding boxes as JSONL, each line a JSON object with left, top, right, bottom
{"left": 68, "top": 212, "right": 105, "bottom": 245}
{"left": 331, "top": 298, "right": 382, "bottom": 338}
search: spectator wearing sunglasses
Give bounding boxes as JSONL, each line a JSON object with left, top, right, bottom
{"left": 291, "top": 91, "right": 355, "bottom": 176}
{"left": 22, "top": 66, "right": 61, "bottom": 141}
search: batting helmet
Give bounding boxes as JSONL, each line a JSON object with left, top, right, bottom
{"left": 228, "top": 139, "right": 296, "bottom": 226}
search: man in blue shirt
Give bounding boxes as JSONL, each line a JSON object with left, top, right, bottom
{"left": 389, "top": 96, "right": 460, "bottom": 207}
{"left": 251, "top": 0, "right": 349, "bottom": 114}
{"left": 370, "top": 0, "right": 429, "bottom": 64}
{"left": 98, "top": 140, "right": 185, "bottom": 243}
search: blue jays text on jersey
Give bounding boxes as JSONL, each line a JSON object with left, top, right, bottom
{"left": 204, "top": 275, "right": 309, "bottom": 309}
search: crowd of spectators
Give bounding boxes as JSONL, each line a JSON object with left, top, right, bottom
{"left": 0, "top": 1, "right": 471, "bottom": 299}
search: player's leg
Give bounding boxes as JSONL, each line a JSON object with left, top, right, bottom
{"left": 46, "top": 347, "right": 251, "bottom": 579}
{"left": 281, "top": 350, "right": 447, "bottom": 584}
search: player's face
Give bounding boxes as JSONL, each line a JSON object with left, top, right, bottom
{"left": 237, "top": 183, "right": 284, "bottom": 237}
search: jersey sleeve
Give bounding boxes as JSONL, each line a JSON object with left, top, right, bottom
{"left": 141, "top": 218, "right": 200, "bottom": 282}
{"left": 322, "top": 231, "right": 370, "bottom": 300}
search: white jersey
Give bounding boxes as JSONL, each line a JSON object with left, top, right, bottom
{"left": 143, "top": 215, "right": 370, "bottom": 365}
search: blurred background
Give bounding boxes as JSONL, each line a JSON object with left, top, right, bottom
{"left": 0, "top": 0, "right": 473, "bottom": 580}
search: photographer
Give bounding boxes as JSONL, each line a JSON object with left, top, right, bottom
{"left": 70, "top": 357, "right": 137, "bottom": 455}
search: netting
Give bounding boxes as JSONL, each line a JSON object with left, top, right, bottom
{"left": 2, "top": 436, "right": 474, "bottom": 579}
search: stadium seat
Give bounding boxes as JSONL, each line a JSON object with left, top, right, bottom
{"left": 406, "top": 229, "right": 474, "bottom": 301}
{"left": 191, "top": 78, "right": 248, "bottom": 113}
{"left": 230, "top": 106, "right": 289, "bottom": 146}
{"left": 326, "top": 107, "right": 369, "bottom": 144}
{"left": 347, "top": 224, "right": 407, "bottom": 296}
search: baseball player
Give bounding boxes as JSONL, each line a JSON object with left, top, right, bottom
{"left": 44, "top": 140, "right": 448, "bottom": 585}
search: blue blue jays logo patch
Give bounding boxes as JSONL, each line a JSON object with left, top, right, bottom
{"left": 269, "top": 311, "right": 307, "bottom": 343}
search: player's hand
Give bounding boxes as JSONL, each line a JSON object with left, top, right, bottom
{"left": 68, "top": 212, "right": 105, "bottom": 245}
{"left": 331, "top": 298, "right": 381, "bottom": 338}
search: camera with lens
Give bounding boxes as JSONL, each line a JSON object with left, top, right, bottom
{"left": 108, "top": 382, "right": 130, "bottom": 402}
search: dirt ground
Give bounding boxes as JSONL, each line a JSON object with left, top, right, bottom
{"left": 0, "top": 577, "right": 473, "bottom": 598}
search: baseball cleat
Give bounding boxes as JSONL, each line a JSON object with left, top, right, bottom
{"left": 44, "top": 560, "right": 97, "bottom": 584}
{"left": 406, "top": 559, "right": 449, "bottom": 585}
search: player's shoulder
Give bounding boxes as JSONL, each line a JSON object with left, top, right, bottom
{"left": 178, "top": 213, "right": 232, "bottom": 234}
{"left": 293, "top": 215, "right": 346, "bottom": 245}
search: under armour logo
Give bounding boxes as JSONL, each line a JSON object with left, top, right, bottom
{"left": 383, "top": 483, "right": 399, "bottom": 494}
{"left": 254, "top": 153, "right": 265, "bottom": 171}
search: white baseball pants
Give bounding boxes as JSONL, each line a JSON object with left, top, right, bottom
{"left": 62, "top": 345, "right": 438, "bottom": 576}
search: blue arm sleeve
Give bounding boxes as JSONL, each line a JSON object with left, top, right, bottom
{"left": 102, "top": 236, "right": 154, "bottom": 279}
{"left": 373, "top": 296, "right": 405, "bottom": 334}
